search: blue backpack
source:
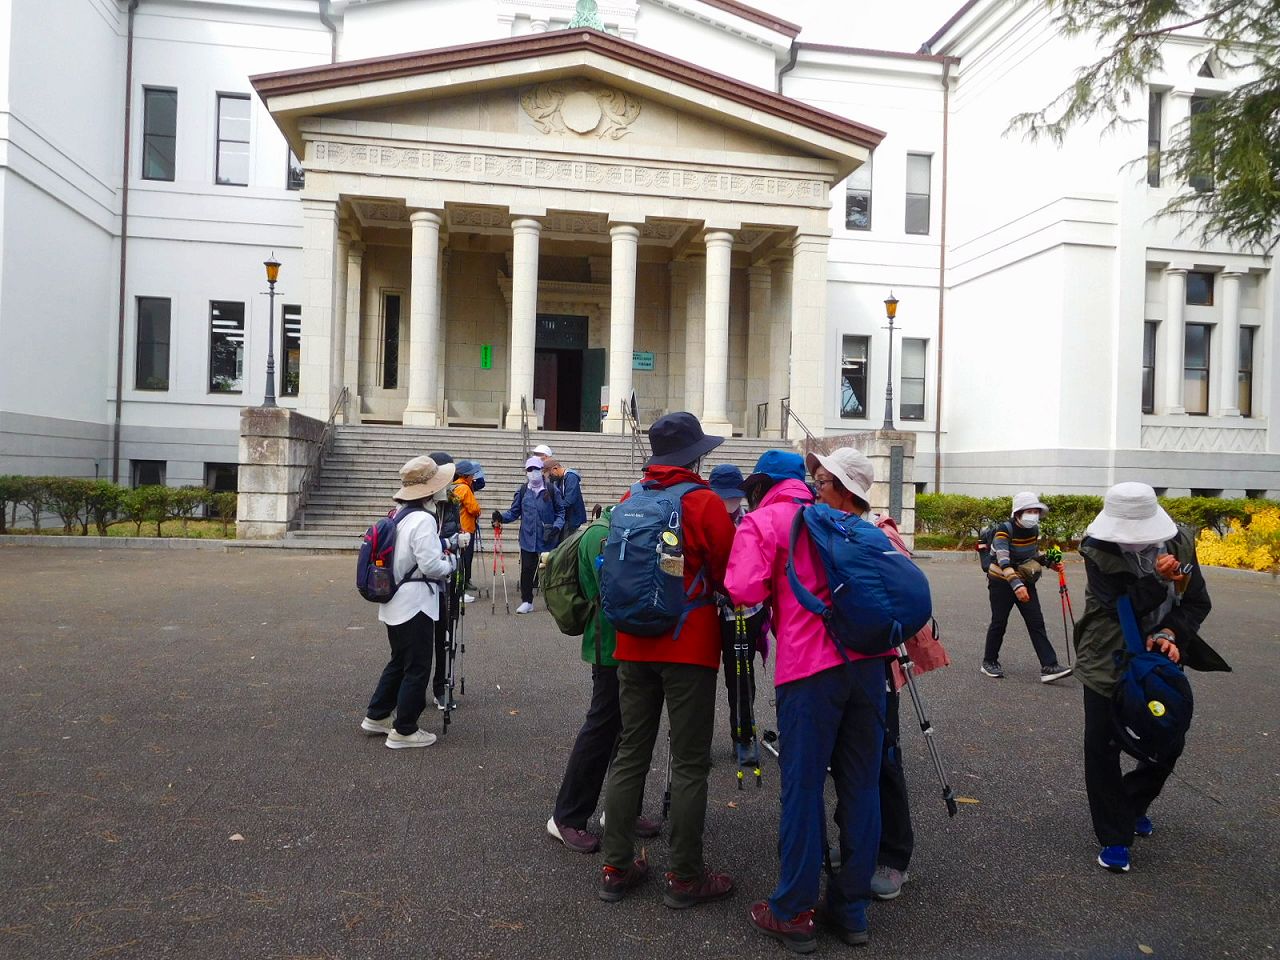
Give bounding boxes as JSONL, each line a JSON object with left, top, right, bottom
{"left": 1113, "top": 595, "right": 1193, "bottom": 766}
{"left": 600, "top": 481, "right": 710, "bottom": 637}
{"left": 356, "top": 505, "right": 427, "bottom": 603}
{"left": 786, "top": 504, "right": 932, "bottom": 657}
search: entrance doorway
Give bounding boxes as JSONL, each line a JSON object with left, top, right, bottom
{"left": 533, "top": 315, "right": 605, "bottom": 432}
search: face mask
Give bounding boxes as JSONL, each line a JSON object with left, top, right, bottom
{"left": 1118, "top": 541, "right": 1162, "bottom": 575}
{"left": 1017, "top": 512, "right": 1040, "bottom": 529}
{"left": 527, "top": 468, "right": 543, "bottom": 482}
{"left": 1118, "top": 541, "right": 1161, "bottom": 554}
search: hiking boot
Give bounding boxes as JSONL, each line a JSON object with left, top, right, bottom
{"left": 662, "top": 869, "right": 734, "bottom": 909}
{"left": 634, "top": 815, "right": 662, "bottom": 839}
{"left": 749, "top": 901, "right": 816, "bottom": 954}
{"left": 546, "top": 817, "right": 599, "bottom": 854}
{"left": 980, "top": 660, "right": 1005, "bottom": 678}
{"left": 1040, "top": 663, "right": 1073, "bottom": 683}
{"left": 815, "top": 906, "right": 870, "bottom": 946}
{"left": 870, "top": 865, "right": 908, "bottom": 900}
{"left": 516, "top": 602, "right": 534, "bottom": 614}
{"left": 1135, "top": 815, "right": 1154, "bottom": 838}
{"left": 598, "top": 858, "right": 649, "bottom": 902}
{"left": 1097, "top": 845, "right": 1131, "bottom": 873}
{"left": 735, "top": 740, "right": 761, "bottom": 767}
{"left": 385, "top": 729, "right": 437, "bottom": 749}
{"left": 360, "top": 714, "right": 394, "bottom": 735}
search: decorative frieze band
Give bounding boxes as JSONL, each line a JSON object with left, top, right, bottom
{"left": 1140, "top": 424, "right": 1267, "bottom": 454}
{"left": 309, "top": 140, "right": 827, "bottom": 207}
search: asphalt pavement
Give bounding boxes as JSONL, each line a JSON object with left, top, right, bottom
{"left": 0, "top": 547, "right": 1276, "bottom": 960}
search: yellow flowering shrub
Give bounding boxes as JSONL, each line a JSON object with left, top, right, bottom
{"left": 1196, "top": 507, "right": 1280, "bottom": 573}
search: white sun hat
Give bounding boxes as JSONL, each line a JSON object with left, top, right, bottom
{"left": 1010, "top": 491, "right": 1049, "bottom": 518}
{"left": 1085, "top": 482, "right": 1178, "bottom": 544}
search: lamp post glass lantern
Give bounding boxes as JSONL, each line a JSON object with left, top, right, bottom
{"left": 262, "top": 254, "right": 281, "bottom": 407}
{"left": 882, "top": 291, "right": 899, "bottom": 430}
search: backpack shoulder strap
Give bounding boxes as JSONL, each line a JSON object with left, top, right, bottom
{"left": 786, "top": 506, "right": 828, "bottom": 618}
{"left": 1116, "top": 595, "right": 1146, "bottom": 656}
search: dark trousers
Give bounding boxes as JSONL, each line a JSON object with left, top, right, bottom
{"left": 771, "top": 659, "right": 885, "bottom": 931}
{"left": 878, "top": 682, "right": 914, "bottom": 871}
{"left": 368, "top": 612, "right": 434, "bottom": 735}
{"left": 433, "top": 585, "right": 454, "bottom": 698}
{"left": 984, "top": 578, "right": 1059, "bottom": 668}
{"left": 461, "top": 537, "right": 476, "bottom": 589}
{"left": 1083, "top": 685, "right": 1182, "bottom": 847}
{"left": 520, "top": 550, "right": 538, "bottom": 603}
{"left": 603, "top": 660, "right": 717, "bottom": 879}
{"left": 719, "top": 612, "right": 763, "bottom": 745}
{"left": 554, "top": 664, "right": 623, "bottom": 829}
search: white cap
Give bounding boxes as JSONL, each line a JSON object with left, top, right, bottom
{"left": 532, "top": 444, "right": 554, "bottom": 458}
{"left": 1010, "top": 491, "right": 1049, "bottom": 518}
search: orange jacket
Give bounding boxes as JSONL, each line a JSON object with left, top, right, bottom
{"left": 450, "top": 477, "right": 481, "bottom": 535}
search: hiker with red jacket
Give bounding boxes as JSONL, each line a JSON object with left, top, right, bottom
{"left": 596, "top": 412, "right": 738, "bottom": 909}
{"left": 726, "top": 447, "right": 894, "bottom": 952}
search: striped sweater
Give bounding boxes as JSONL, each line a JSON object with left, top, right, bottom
{"left": 987, "top": 521, "right": 1045, "bottom": 591}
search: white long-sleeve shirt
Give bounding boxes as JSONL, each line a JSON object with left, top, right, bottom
{"left": 378, "top": 508, "right": 457, "bottom": 626}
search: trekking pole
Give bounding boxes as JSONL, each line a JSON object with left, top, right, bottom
{"left": 893, "top": 639, "right": 958, "bottom": 817}
{"left": 490, "top": 525, "right": 499, "bottom": 616}
{"left": 1047, "top": 545, "right": 1075, "bottom": 667}
{"left": 661, "top": 731, "right": 673, "bottom": 821}
{"left": 442, "top": 575, "right": 457, "bottom": 734}
{"left": 733, "top": 609, "right": 761, "bottom": 790}
{"left": 497, "top": 526, "right": 510, "bottom": 615}
{"left": 456, "top": 550, "right": 467, "bottom": 697}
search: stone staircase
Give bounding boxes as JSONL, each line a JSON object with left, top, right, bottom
{"left": 287, "top": 425, "right": 794, "bottom": 547}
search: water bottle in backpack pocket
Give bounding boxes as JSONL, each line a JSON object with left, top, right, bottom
{"left": 600, "top": 481, "right": 709, "bottom": 637}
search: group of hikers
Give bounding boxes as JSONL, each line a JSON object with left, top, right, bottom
{"left": 356, "top": 411, "right": 1229, "bottom": 952}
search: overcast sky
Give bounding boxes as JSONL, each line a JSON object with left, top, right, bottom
{"left": 745, "top": 0, "right": 965, "bottom": 52}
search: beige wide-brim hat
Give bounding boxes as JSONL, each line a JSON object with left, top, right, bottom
{"left": 1085, "top": 481, "right": 1178, "bottom": 544}
{"left": 393, "top": 455, "right": 455, "bottom": 502}
{"left": 804, "top": 447, "right": 873, "bottom": 504}
{"left": 1010, "top": 491, "right": 1049, "bottom": 517}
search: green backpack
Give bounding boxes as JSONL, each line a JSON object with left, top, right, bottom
{"left": 544, "top": 514, "right": 608, "bottom": 636}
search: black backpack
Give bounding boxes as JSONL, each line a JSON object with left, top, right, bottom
{"left": 975, "top": 520, "right": 1011, "bottom": 573}
{"left": 435, "top": 497, "right": 461, "bottom": 541}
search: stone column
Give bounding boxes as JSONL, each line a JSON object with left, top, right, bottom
{"left": 505, "top": 217, "right": 542, "bottom": 430}
{"left": 1218, "top": 270, "right": 1244, "bottom": 416}
{"left": 331, "top": 227, "right": 350, "bottom": 414}
{"left": 403, "top": 209, "right": 444, "bottom": 425}
{"left": 604, "top": 223, "right": 640, "bottom": 433}
{"left": 701, "top": 231, "right": 734, "bottom": 434}
{"left": 764, "top": 256, "right": 793, "bottom": 438}
{"left": 1163, "top": 267, "right": 1188, "bottom": 415}
{"left": 342, "top": 240, "right": 365, "bottom": 423}
{"left": 747, "top": 264, "right": 772, "bottom": 435}
{"left": 684, "top": 253, "right": 706, "bottom": 416}
{"left": 298, "top": 198, "right": 340, "bottom": 419}
{"left": 667, "top": 260, "right": 687, "bottom": 413}
{"left": 437, "top": 244, "right": 450, "bottom": 423}
{"left": 789, "top": 234, "right": 830, "bottom": 436}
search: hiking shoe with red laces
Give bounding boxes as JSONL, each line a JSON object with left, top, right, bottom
{"left": 749, "top": 901, "right": 817, "bottom": 954}
{"left": 662, "top": 869, "right": 734, "bottom": 909}
{"left": 598, "top": 858, "right": 649, "bottom": 902}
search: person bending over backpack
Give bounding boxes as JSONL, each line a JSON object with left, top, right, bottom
{"left": 1074, "top": 482, "right": 1228, "bottom": 874}
{"left": 728, "top": 447, "right": 895, "bottom": 952}
{"left": 546, "top": 504, "right": 663, "bottom": 854}
{"left": 981, "top": 491, "right": 1072, "bottom": 683}
{"left": 596, "top": 412, "right": 737, "bottom": 910}
{"left": 360, "top": 456, "right": 458, "bottom": 749}
{"left": 543, "top": 457, "right": 587, "bottom": 543}
{"left": 493, "top": 456, "right": 565, "bottom": 614}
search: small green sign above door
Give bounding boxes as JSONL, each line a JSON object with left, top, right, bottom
{"left": 480, "top": 344, "right": 493, "bottom": 369}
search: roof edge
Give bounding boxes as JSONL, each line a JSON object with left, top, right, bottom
{"left": 797, "top": 42, "right": 959, "bottom": 65}
{"left": 919, "top": 0, "right": 982, "bottom": 53}
{"left": 691, "top": 0, "right": 802, "bottom": 38}
{"left": 251, "top": 29, "right": 885, "bottom": 151}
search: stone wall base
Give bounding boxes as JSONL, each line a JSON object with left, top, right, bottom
{"left": 236, "top": 407, "right": 326, "bottom": 541}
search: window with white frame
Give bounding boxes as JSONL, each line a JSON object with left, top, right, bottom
{"left": 382, "top": 293, "right": 402, "bottom": 389}
{"left": 135, "top": 297, "right": 171, "bottom": 391}
{"left": 281, "top": 304, "right": 301, "bottom": 397}
{"left": 845, "top": 155, "right": 872, "bottom": 230}
{"left": 209, "top": 301, "right": 245, "bottom": 393}
{"left": 1239, "top": 326, "right": 1256, "bottom": 418}
{"left": 215, "top": 94, "right": 250, "bottom": 186}
{"left": 1188, "top": 95, "right": 1215, "bottom": 193}
{"left": 1142, "top": 320, "right": 1158, "bottom": 414}
{"left": 905, "top": 154, "right": 931, "bottom": 235}
{"left": 840, "top": 336, "right": 869, "bottom": 419}
{"left": 900, "top": 338, "right": 927, "bottom": 421}
{"left": 1183, "top": 322, "right": 1211, "bottom": 415}
{"left": 1147, "top": 90, "right": 1163, "bottom": 187}
{"left": 142, "top": 88, "right": 177, "bottom": 181}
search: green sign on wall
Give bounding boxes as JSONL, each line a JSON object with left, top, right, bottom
{"left": 480, "top": 344, "right": 493, "bottom": 369}
{"left": 632, "top": 351, "right": 655, "bottom": 371}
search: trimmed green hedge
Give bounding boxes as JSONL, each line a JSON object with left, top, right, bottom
{"left": 916, "top": 493, "right": 1280, "bottom": 546}
{"left": 0, "top": 475, "right": 237, "bottom": 538}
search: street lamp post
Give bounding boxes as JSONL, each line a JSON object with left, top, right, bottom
{"left": 881, "top": 291, "right": 899, "bottom": 430}
{"left": 262, "top": 254, "right": 281, "bottom": 408}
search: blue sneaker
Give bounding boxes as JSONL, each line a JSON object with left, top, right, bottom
{"left": 1135, "top": 815, "right": 1154, "bottom": 838}
{"left": 1097, "top": 845, "right": 1130, "bottom": 873}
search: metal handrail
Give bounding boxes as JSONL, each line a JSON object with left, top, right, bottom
{"left": 755, "top": 402, "right": 768, "bottom": 438}
{"left": 620, "top": 396, "right": 645, "bottom": 474}
{"left": 292, "top": 386, "right": 348, "bottom": 529}
{"left": 779, "top": 396, "right": 817, "bottom": 446}
{"left": 520, "top": 395, "right": 531, "bottom": 454}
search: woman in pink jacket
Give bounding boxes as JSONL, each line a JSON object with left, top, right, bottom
{"left": 726, "top": 448, "right": 889, "bottom": 953}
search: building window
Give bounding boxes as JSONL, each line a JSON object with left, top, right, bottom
{"left": 281, "top": 304, "right": 301, "bottom": 396}
{"left": 215, "top": 94, "right": 251, "bottom": 186}
{"left": 135, "top": 297, "right": 171, "bottom": 391}
{"left": 845, "top": 155, "right": 872, "bottom": 230}
{"left": 142, "top": 88, "right": 177, "bottom": 181}
{"left": 1239, "top": 326, "right": 1256, "bottom": 417}
{"left": 287, "top": 150, "right": 305, "bottom": 191}
{"left": 209, "top": 300, "right": 246, "bottom": 393}
{"left": 1188, "top": 96, "right": 1214, "bottom": 193}
{"left": 382, "top": 293, "right": 401, "bottom": 389}
{"left": 1186, "top": 271, "right": 1214, "bottom": 306}
{"left": 1147, "top": 90, "right": 1163, "bottom": 187}
{"left": 204, "top": 462, "right": 238, "bottom": 493}
{"left": 131, "top": 460, "right": 166, "bottom": 487}
{"left": 901, "top": 338, "right": 927, "bottom": 421}
{"left": 840, "top": 336, "right": 869, "bottom": 419}
{"left": 1141, "top": 321, "right": 1157, "bottom": 414}
{"left": 1183, "top": 322, "right": 1211, "bottom": 414}
{"left": 905, "top": 154, "right": 931, "bottom": 235}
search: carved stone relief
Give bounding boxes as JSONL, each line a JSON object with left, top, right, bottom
{"left": 520, "top": 81, "right": 642, "bottom": 140}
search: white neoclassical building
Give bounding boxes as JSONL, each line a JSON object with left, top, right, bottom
{"left": 0, "top": 0, "right": 1275, "bottom": 496}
